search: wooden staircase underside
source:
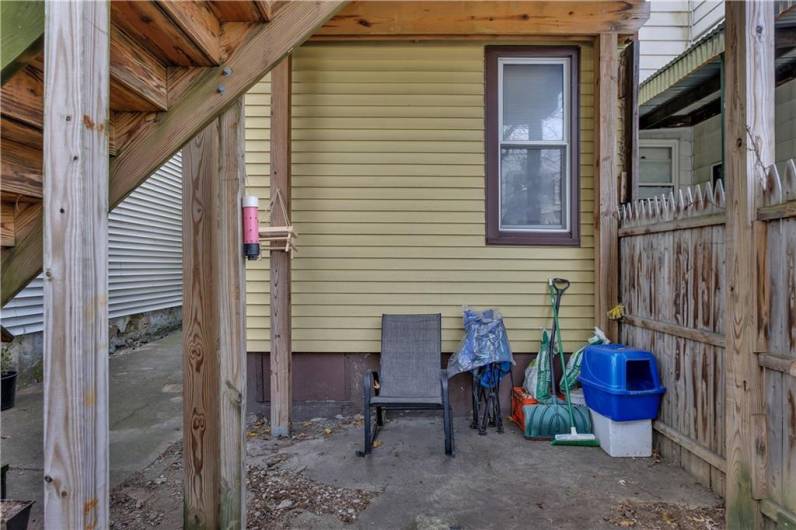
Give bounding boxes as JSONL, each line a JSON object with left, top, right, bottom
{"left": 0, "top": 0, "right": 346, "bottom": 306}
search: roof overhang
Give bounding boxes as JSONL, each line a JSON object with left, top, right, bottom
{"left": 312, "top": 1, "right": 651, "bottom": 40}
{"left": 639, "top": 1, "right": 796, "bottom": 129}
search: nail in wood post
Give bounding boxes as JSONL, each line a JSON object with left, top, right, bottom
{"left": 724, "top": 1, "right": 774, "bottom": 528}
{"left": 270, "top": 56, "right": 293, "bottom": 438}
{"left": 594, "top": 33, "right": 620, "bottom": 341}
{"left": 42, "top": 0, "right": 110, "bottom": 527}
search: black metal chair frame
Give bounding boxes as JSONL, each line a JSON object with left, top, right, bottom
{"left": 470, "top": 365, "right": 507, "bottom": 435}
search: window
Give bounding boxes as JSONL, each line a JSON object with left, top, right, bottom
{"left": 711, "top": 162, "right": 723, "bottom": 188}
{"left": 485, "top": 46, "right": 580, "bottom": 246}
{"left": 638, "top": 139, "right": 679, "bottom": 199}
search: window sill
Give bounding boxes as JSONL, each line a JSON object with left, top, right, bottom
{"left": 486, "top": 231, "right": 581, "bottom": 247}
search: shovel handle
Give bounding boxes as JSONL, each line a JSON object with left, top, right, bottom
{"left": 550, "top": 277, "right": 570, "bottom": 294}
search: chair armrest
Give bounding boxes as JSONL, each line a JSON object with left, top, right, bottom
{"left": 439, "top": 369, "right": 449, "bottom": 397}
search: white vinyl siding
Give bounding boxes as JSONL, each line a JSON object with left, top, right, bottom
{"left": 690, "top": 0, "right": 724, "bottom": 41}
{"left": 639, "top": 1, "right": 691, "bottom": 82}
{"left": 639, "top": 1, "right": 725, "bottom": 83}
{"left": 1, "top": 155, "right": 183, "bottom": 335}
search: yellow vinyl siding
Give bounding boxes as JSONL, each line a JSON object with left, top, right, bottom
{"left": 244, "top": 42, "right": 595, "bottom": 354}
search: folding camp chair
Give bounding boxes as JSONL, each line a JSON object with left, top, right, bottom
{"left": 357, "top": 314, "right": 454, "bottom": 456}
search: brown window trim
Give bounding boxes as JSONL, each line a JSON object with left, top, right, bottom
{"left": 485, "top": 45, "right": 581, "bottom": 246}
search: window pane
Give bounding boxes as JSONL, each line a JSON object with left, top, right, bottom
{"left": 502, "top": 63, "right": 564, "bottom": 142}
{"left": 500, "top": 147, "right": 566, "bottom": 230}
{"left": 639, "top": 146, "right": 673, "bottom": 183}
{"left": 638, "top": 186, "right": 673, "bottom": 199}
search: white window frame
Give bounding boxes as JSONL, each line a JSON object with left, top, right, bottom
{"left": 497, "top": 57, "right": 571, "bottom": 233}
{"left": 638, "top": 138, "right": 680, "bottom": 194}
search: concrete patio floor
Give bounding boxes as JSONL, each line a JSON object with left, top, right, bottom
{"left": 0, "top": 331, "right": 183, "bottom": 529}
{"left": 253, "top": 415, "right": 722, "bottom": 529}
{"left": 1, "top": 329, "right": 723, "bottom": 529}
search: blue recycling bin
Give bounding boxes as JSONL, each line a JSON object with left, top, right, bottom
{"left": 578, "top": 344, "right": 665, "bottom": 421}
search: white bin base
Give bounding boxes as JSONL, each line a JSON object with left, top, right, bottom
{"left": 570, "top": 388, "right": 587, "bottom": 407}
{"left": 590, "top": 409, "right": 652, "bottom": 457}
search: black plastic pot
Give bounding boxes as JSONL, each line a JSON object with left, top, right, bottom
{"left": 1, "top": 370, "right": 17, "bottom": 411}
{"left": 0, "top": 500, "right": 34, "bottom": 530}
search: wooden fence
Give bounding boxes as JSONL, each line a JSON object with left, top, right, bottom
{"left": 757, "top": 160, "right": 796, "bottom": 526}
{"left": 619, "top": 180, "right": 728, "bottom": 496}
{"left": 618, "top": 159, "right": 796, "bottom": 520}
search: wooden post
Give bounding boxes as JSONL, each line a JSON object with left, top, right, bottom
{"left": 42, "top": 0, "right": 109, "bottom": 528}
{"left": 624, "top": 36, "right": 640, "bottom": 203}
{"left": 594, "top": 33, "right": 620, "bottom": 341}
{"left": 217, "top": 100, "right": 248, "bottom": 529}
{"left": 182, "top": 100, "right": 248, "bottom": 529}
{"left": 724, "top": 1, "right": 774, "bottom": 528}
{"left": 270, "top": 56, "right": 292, "bottom": 438}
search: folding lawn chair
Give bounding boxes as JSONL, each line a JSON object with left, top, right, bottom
{"left": 357, "top": 314, "right": 454, "bottom": 456}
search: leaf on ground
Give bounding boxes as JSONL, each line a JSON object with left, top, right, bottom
{"left": 372, "top": 440, "right": 383, "bottom": 448}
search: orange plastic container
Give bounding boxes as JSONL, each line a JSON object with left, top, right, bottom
{"left": 510, "top": 386, "right": 538, "bottom": 427}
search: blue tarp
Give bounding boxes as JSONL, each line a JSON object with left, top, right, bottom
{"left": 447, "top": 308, "right": 514, "bottom": 380}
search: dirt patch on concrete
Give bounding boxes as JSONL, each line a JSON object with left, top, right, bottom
{"left": 247, "top": 455, "right": 377, "bottom": 527}
{"left": 109, "top": 415, "right": 376, "bottom": 529}
{"left": 605, "top": 500, "right": 724, "bottom": 529}
{"left": 110, "top": 442, "right": 183, "bottom": 529}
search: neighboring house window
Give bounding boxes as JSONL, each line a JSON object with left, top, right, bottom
{"left": 485, "top": 46, "right": 580, "bottom": 246}
{"left": 638, "top": 139, "right": 679, "bottom": 199}
{"left": 711, "top": 162, "right": 723, "bottom": 188}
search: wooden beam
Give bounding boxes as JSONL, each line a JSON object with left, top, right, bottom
{"left": 253, "top": 1, "right": 275, "bottom": 21}
{"left": 623, "top": 36, "right": 639, "bottom": 202}
{"left": 316, "top": 1, "right": 651, "bottom": 37}
{"left": 1, "top": 0, "right": 44, "bottom": 82}
{"left": 758, "top": 352, "right": 796, "bottom": 377}
{"left": 1, "top": 202, "right": 15, "bottom": 247}
{"left": 42, "top": 0, "right": 109, "bottom": 527}
{"left": 622, "top": 314, "right": 726, "bottom": 348}
{"left": 208, "top": 1, "right": 265, "bottom": 23}
{"left": 653, "top": 421, "right": 727, "bottom": 472}
{"left": 1, "top": 139, "right": 42, "bottom": 198}
{"left": 158, "top": 0, "right": 224, "bottom": 64}
{"left": 757, "top": 199, "right": 796, "bottom": 221}
{"left": 109, "top": 26, "right": 168, "bottom": 112}
{"left": 110, "top": 1, "right": 217, "bottom": 67}
{"left": 182, "top": 100, "right": 248, "bottom": 529}
{"left": 1, "top": 115, "right": 43, "bottom": 150}
{"left": 0, "top": 214, "right": 41, "bottom": 304}
{"left": 724, "top": 1, "right": 774, "bottom": 527}
{"left": 109, "top": 111, "right": 158, "bottom": 157}
{"left": 594, "top": 33, "right": 620, "bottom": 341}
{"left": 270, "top": 56, "right": 292, "bottom": 438}
{"left": 216, "top": 99, "right": 247, "bottom": 529}
{"left": 618, "top": 213, "right": 727, "bottom": 237}
{"left": 1, "top": 64, "right": 44, "bottom": 128}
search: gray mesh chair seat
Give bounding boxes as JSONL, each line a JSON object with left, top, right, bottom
{"left": 370, "top": 395, "right": 442, "bottom": 405}
{"left": 357, "top": 314, "right": 454, "bottom": 456}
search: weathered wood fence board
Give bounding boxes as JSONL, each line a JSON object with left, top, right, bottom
{"left": 619, "top": 181, "right": 728, "bottom": 496}
{"left": 757, "top": 160, "right": 796, "bottom": 521}
{"left": 619, "top": 159, "right": 796, "bottom": 522}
